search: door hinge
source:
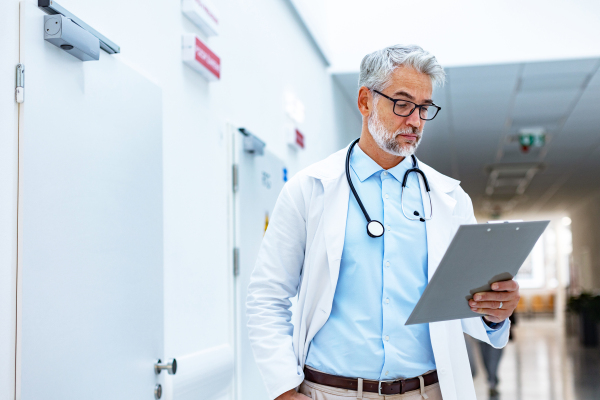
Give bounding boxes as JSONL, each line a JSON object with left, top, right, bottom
{"left": 232, "top": 164, "right": 239, "bottom": 193}
{"left": 15, "top": 64, "right": 25, "bottom": 104}
{"left": 233, "top": 247, "right": 240, "bottom": 276}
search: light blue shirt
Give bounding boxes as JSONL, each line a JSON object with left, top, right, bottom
{"left": 305, "top": 144, "right": 507, "bottom": 380}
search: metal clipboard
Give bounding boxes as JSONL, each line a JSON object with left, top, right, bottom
{"left": 405, "top": 220, "right": 549, "bottom": 325}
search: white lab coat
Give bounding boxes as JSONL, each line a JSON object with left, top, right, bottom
{"left": 246, "top": 146, "right": 509, "bottom": 400}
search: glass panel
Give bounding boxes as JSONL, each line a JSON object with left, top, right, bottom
{"left": 420, "top": 105, "right": 440, "bottom": 120}
{"left": 393, "top": 100, "right": 416, "bottom": 116}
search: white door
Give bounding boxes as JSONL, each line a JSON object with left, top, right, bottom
{"left": 18, "top": 1, "right": 164, "bottom": 399}
{"left": 233, "top": 130, "right": 288, "bottom": 400}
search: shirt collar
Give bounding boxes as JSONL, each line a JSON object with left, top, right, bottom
{"left": 387, "top": 154, "right": 416, "bottom": 182}
{"left": 350, "top": 144, "right": 383, "bottom": 182}
{"left": 350, "top": 143, "right": 416, "bottom": 182}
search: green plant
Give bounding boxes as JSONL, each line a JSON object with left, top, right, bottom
{"left": 567, "top": 293, "right": 600, "bottom": 321}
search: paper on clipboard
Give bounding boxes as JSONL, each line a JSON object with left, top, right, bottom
{"left": 405, "top": 220, "right": 549, "bottom": 325}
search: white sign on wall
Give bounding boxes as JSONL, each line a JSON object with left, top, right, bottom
{"left": 182, "top": 33, "right": 221, "bottom": 81}
{"left": 182, "top": 0, "right": 219, "bottom": 37}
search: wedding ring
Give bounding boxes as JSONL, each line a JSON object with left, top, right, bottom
{"left": 498, "top": 301, "right": 503, "bottom": 309}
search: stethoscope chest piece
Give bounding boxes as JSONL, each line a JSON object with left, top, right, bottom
{"left": 367, "top": 220, "right": 384, "bottom": 238}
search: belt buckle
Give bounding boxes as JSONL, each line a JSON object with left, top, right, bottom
{"left": 378, "top": 380, "right": 399, "bottom": 396}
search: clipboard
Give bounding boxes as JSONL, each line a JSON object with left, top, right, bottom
{"left": 405, "top": 220, "right": 549, "bottom": 325}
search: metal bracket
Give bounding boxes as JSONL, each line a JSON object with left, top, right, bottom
{"left": 15, "top": 64, "right": 25, "bottom": 104}
{"left": 239, "top": 128, "right": 265, "bottom": 155}
{"left": 233, "top": 247, "right": 240, "bottom": 276}
{"left": 232, "top": 164, "right": 239, "bottom": 193}
{"left": 38, "top": 0, "right": 120, "bottom": 54}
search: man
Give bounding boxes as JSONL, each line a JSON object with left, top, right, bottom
{"left": 247, "top": 44, "right": 519, "bottom": 400}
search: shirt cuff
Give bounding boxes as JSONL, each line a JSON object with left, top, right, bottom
{"left": 482, "top": 317, "right": 505, "bottom": 331}
{"left": 482, "top": 317, "right": 510, "bottom": 348}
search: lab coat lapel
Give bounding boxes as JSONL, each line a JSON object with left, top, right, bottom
{"left": 419, "top": 171, "right": 460, "bottom": 400}
{"left": 322, "top": 176, "right": 349, "bottom": 288}
{"left": 421, "top": 179, "right": 457, "bottom": 282}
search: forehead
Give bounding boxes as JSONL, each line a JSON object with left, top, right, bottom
{"left": 386, "top": 66, "right": 432, "bottom": 99}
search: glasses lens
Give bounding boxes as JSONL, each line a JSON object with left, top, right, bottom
{"left": 393, "top": 101, "right": 416, "bottom": 117}
{"left": 420, "top": 105, "right": 440, "bottom": 120}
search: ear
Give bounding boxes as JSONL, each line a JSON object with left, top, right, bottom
{"left": 357, "top": 86, "right": 372, "bottom": 118}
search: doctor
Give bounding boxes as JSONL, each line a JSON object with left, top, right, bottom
{"left": 246, "top": 44, "right": 520, "bottom": 400}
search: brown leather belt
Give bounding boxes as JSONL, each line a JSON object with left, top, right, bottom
{"left": 303, "top": 367, "right": 438, "bottom": 396}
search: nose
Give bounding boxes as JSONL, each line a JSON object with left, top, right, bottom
{"left": 405, "top": 108, "right": 421, "bottom": 129}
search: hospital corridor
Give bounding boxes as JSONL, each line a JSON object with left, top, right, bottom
{"left": 472, "top": 319, "right": 600, "bottom": 400}
{"left": 1, "top": 1, "right": 600, "bottom": 400}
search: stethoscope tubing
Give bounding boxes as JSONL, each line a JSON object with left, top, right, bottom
{"left": 345, "top": 138, "right": 433, "bottom": 236}
{"left": 345, "top": 139, "right": 374, "bottom": 224}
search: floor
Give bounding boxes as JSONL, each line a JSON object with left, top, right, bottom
{"left": 470, "top": 318, "right": 600, "bottom": 400}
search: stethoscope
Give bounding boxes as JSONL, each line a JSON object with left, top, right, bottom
{"left": 345, "top": 138, "right": 433, "bottom": 238}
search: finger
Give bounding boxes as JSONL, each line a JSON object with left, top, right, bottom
{"left": 472, "top": 291, "right": 518, "bottom": 302}
{"left": 469, "top": 300, "right": 503, "bottom": 309}
{"left": 490, "top": 279, "right": 519, "bottom": 292}
{"left": 476, "top": 307, "right": 510, "bottom": 321}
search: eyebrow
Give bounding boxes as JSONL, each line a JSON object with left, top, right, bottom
{"left": 392, "top": 90, "right": 433, "bottom": 104}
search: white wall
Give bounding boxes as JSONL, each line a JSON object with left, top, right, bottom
{"left": 0, "top": 1, "right": 20, "bottom": 399}
{"left": 0, "top": 0, "right": 360, "bottom": 398}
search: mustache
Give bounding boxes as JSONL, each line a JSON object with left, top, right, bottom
{"left": 394, "top": 127, "right": 422, "bottom": 137}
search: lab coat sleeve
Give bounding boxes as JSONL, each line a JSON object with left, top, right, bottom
{"left": 246, "top": 178, "right": 308, "bottom": 400}
{"left": 457, "top": 187, "right": 511, "bottom": 348}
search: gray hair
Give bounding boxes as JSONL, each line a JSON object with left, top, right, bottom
{"left": 358, "top": 44, "right": 445, "bottom": 92}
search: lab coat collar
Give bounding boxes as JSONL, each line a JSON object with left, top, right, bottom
{"left": 305, "top": 142, "right": 462, "bottom": 194}
{"left": 350, "top": 143, "right": 415, "bottom": 183}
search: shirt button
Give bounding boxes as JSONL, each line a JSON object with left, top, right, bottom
{"left": 386, "top": 225, "right": 391, "bottom": 231}
{"left": 385, "top": 371, "right": 389, "bottom": 376}
{"left": 385, "top": 194, "right": 389, "bottom": 199}
{"left": 383, "top": 171, "right": 388, "bottom": 176}
{"left": 384, "top": 335, "right": 389, "bottom": 341}
{"left": 385, "top": 298, "right": 390, "bottom": 304}
{"left": 385, "top": 261, "right": 390, "bottom": 267}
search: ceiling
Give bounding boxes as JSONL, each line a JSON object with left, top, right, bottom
{"left": 333, "top": 57, "right": 600, "bottom": 218}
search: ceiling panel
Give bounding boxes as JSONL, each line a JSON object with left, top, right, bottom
{"left": 521, "top": 58, "right": 599, "bottom": 78}
{"left": 512, "top": 89, "right": 579, "bottom": 120}
{"left": 587, "top": 68, "right": 600, "bottom": 87}
{"left": 520, "top": 73, "right": 588, "bottom": 91}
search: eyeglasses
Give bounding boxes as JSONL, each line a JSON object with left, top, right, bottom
{"left": 372, "top": 90, "right": 441, "bottom": 121}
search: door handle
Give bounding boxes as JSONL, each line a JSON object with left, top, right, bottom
{"left": 155, "top": 358, "right": 177, "bottom": 375}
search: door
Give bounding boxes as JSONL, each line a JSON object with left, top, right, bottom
{"left": 18, "top": 1, "right": 164, "bottom": 398}
{"left": 233, "top": 129, "right": 289, "bottom": 400}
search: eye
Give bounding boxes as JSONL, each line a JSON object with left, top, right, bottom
{"left": 396, "top": 102, "right": 410, "bottom": 109}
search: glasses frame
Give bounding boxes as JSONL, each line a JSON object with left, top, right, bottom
{"left": 372, "top": 89, "right": 441, "bottom": 121}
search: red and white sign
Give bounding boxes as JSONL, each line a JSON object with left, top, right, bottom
{"left": 287, "top": 125, "right": 305, "bottom": 150}
{"left": 182, "top": 34, "right": 220, "bottom": 81}
{"left": 182, "top": 0, "right": 219, "bottom": 37}
{"left": 294, "top": 129, "right": 305, "bottom": 149}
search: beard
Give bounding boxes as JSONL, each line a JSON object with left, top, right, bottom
{"left": 367, "top": 105, "right": 423, "bottom": 157}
